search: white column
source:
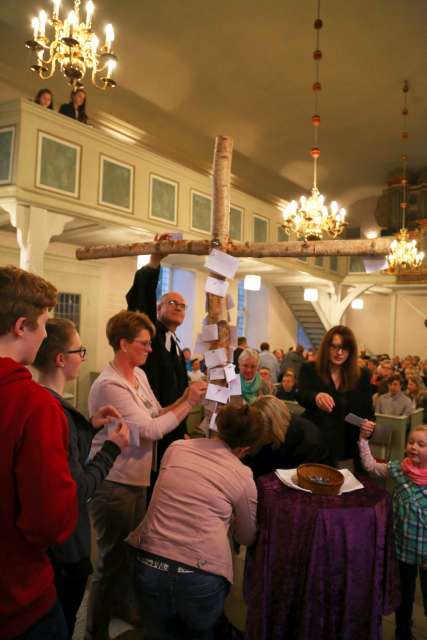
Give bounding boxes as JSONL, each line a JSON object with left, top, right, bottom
{"left": 3, "top": 203, "right": 73, "bottom": 275}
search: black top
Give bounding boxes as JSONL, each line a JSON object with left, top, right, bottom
{"left": 296, "top": 361, "right": 375, "bottom": 466}
{"left": 244, "top": 415, "right": 331, "bottom": 479}
{"left": 275, "top": 387, "right": 298, "bottom": 401}
{"left": 126, "top": 265, "right": 189, "bottom": 458}
{"left": 48, "top": 390, "right": 120, "bottom": 567}
{"left": 59, "top": 102, "right": 88, "bottom": 124}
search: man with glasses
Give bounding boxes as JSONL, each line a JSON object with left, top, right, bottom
{"left": 126, "top": 234, "right": 189, "bottom": 462}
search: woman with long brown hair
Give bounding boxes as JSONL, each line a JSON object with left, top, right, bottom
{"left": 297, "top": 325, "right": 375, "bottom": 469}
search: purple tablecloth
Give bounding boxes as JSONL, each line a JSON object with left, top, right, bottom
{"left": 244, "top": 473, "right": 400, "bottom": 640}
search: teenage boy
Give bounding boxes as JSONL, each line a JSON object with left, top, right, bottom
{"left": 0, "top": 266, "right": 77, "bottom": 640}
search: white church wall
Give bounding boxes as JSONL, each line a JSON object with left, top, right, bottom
{"left": 246, "top": 283, "right": 296, "bottom": 351}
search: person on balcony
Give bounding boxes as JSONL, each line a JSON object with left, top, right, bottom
{"left": 34, "top": 88, "right": 54, "bottom": 109}
{"left": 59, "top": 88, "right": 88, "bottom": 124}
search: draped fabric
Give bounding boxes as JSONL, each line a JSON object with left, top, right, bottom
{"left": 244, "top": 474, "right": 400, "bottom": 640}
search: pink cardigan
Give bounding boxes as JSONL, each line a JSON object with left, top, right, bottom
{"left": 127, "top": 438, "right": 258, "bottom": 582}
{"left": 89, "top": 363, "right": 179, "bottom": 487}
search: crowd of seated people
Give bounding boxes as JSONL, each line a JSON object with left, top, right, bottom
{"left": 1, "top": 262, "right": 425, "bottom": 640}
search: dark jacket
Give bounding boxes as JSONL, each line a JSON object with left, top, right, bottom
{"left": 275, "top": 387, "right": 298, "bottom": 401}
{"left": 296, "top": 361, "right": 375, "bottom": 466}
{"left": 48, "top": 390, "right": 120, "bottom": 567}
{"left": 245, "top": 415, "right": 331, "bottom": 479}
{"left": 126, "top": 264, "right": 188, "bottom": 458}
{"left": 59, "top": 102, "right": 88, "bottom": 124}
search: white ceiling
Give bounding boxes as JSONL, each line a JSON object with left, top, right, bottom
{"left": 1, "top": 0, "right": 426, "bottom": 229}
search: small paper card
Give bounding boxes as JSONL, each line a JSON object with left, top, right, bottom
{"left": 201, "top": 324, "right": 219, "bottom": 342}
{"left": 226, "top": 294, "right": 235, "bottom": 310}
{"left": 170, "top": 232, "right": 183, "bottom": 240}
{"left": 204, "top": 347, "right": 227, "bottom": 368}
{"left": 209, "top": 367, "right": 225, "bottom": 380}
{"left": 229, "top": 375, "right": 242, "bottom": 396}
{"left": 224, "top": 363, "right": 237, "bottom": 383}
{"left": 108, "top": 419, "right": 140, "bottom": 447}
{"left": 206, "top": 383, "right": 230, "bottom": 404}
{"left": 345, "top": 413, "right": 364, "bottom": 427}
{"left": 205, "top": 249, "right": 240, "bottom": 280}
{"left": 205, "top": 276, "right": 229, "bottom": 298}
{"left": 209, "top": 412, "right": 218, "bottom": 432}
{"left": 228, "top": 325, "right": 238, "bottom": 347}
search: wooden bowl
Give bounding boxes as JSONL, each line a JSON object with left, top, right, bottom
{"left": 296, "top": 464, "right": 344, "bottom": 496}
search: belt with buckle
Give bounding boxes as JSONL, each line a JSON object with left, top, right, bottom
{"left": 137, "top": 553, "right": 195, "bottom": 574}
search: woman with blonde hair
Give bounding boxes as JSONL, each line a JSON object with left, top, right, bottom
{"left": 244, "top": 395, "right": 330, "bottom": 478}
{"left": 238, "top": 348, "right": 270, "bottom": 404}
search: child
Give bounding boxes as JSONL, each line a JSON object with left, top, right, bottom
{"left": 359, "top": 424, "right": 427, "bottom": 640}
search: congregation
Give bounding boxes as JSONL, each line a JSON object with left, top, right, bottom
{"left": 0, "top": 257, "right": 426, "bottom": 640}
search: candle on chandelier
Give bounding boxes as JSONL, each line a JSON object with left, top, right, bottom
{"left": 52, "top": 0, "right": 61, "bottom": 20}
{"left": 38, "top": 10, "right": 47, "bottom": 36}
{"left": 86, "top": 1, "right": 94, "bottom": 28}
{"left": 91, "top": 34, "right": 99, "bottom": 56}
{"left": 105, "top": 23, "right": 114, "bottom": 52}
{"left": 68, "top": 11, "right": 77, "bottom": 36}
{"left": 106, "top": 58, "right": 116, "bottom": 78}
{"left": 32, "top": 16, "right": 39, "bottom": 40}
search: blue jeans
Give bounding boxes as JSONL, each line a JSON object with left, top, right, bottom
{"left": 13, "top": 600, "right": 68, "bottom": 640}
{"left": 134, "top": 555, "right": 229, "bottom": 640}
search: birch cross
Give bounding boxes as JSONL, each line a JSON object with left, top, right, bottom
{"left": 75, "top": 135, "right": 394, "bottom": 425}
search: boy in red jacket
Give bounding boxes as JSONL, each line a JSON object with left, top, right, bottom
{"left": 0, "top": 266, "right": 78, "bottom": 640}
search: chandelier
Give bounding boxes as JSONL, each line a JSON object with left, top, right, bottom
{"left": 386, "top": 82, "right": 424, "bottom": 273}
{"left": 25, "top": 0, "right": 118, "bottom": 90}
{"left": 281, "top": 0, "right": 347, "bottom": 241}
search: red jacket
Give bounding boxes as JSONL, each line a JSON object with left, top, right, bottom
{"left": 0, "top": 358, "right": 78, "bottom": 639}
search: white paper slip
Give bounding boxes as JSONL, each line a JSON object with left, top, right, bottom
{"left": 209, "top": 412, "right": 218, "bottom": 432}
{"left": 205, "top": 249, "right": 240, "bottom": 280}
{"left": 275, "top": 468, "right": 364, "bottom": 495}
{"left": 228, "top": 325, "right": 238, "bottom": 347}
{"left": 209, "top": 367, "right": 225, "bottom": 380}
{"left": 226, "top": 294, "right": 235, "bottom": 310}
{"left": 229, "top": 375, "right": 242, "bottom": 396}
{"left": 204, "top": 347, "right": 228, "bottom": 368}
{"left": 345, "top": 413, "right": 365, "bottom": 427}
{"left": 201, "top": 324, "right": 219, "bottom": 342}
{"left": 170, "top": 232, "right": 183, "bottom": 240}
{"left": 107, "top": 420, "right": 140, "bottom": 447}
{"left": 206, "top": 383, "right": 230, "bottom": 404}
{"left": 205, "top": 276, "right": 229, "bottom": 298}
{"left": 224, "top": 363, "right": 237, "bottom": 383}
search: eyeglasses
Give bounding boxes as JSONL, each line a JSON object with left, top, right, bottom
{"left": 66, "top": 347, "right": 87, "bottom": 358}
{"left": 132, "top": 339, "right": 152, "bottom": 348}
{"left": 165, "top": 300, "right": 187, "bottom": 311}
{"left": 329, "top": 344, "right": 348, "bottom": 354}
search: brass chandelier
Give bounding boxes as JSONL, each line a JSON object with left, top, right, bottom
{"left": 25, "top": 0, "right": 118, "bottom": 90}
{"left": 386, "top": 82, "right": 424, "bottom": 273}
{"left": 281, "top": 0, "right": 347, "bottom": 241}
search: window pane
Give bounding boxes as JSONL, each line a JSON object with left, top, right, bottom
{"left": 277, "top": 226, "right": 288, "bottom": 242}
{"left": 230, "top": 206, "right": 242, "bottom": 241}
{"left": 192, "top": 192, "right": 212, "bottom": 232}
{"left": 253, "top": 216, "right": 267, "bottom": 242}
{"left": 54, "top": 292, "right": 81, "bottom": 330}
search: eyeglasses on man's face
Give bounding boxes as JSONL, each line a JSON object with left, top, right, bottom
{"left": 165, "top": 299, "right": 187, "bottom": 311}
{"left": 66, "top": 347, "right": 87, "bottom": 359}
{"left": 329, "top": 343, "right": 348, "bottom": 354}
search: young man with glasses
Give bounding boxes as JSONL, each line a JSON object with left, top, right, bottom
{"left": 126, "top": 234, "right": 189, "bottom": 463}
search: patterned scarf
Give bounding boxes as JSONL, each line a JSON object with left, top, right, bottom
{"left": 241, "top": 372, "right": 262, "bottom": 405}
{"left": 400, "top": 458, "right": 427, "bottom": 486}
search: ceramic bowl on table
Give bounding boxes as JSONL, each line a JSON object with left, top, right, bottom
{"left": 297, "top": 463, "right": 344, "bottom": 496}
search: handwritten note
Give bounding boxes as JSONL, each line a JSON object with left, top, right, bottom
{"left": 205, "top": 277, "right": 229, "bottom": 298}
{"left": 205, "top": 249, "right": 240, "bottom": 279}
{"left": 201, "top": 324, "right": 219, "bottom": 341}
{"left": 206, "top": 383, "right": 230, "bottom": 404}
{"left": 209, "top": 367, "right": 225, "bottom": 380}
{"left": 224, "top": 363, "right": 237, "bottom": 383}
{"left": 229, "top": 376, "right": 242, "bottom": 396}
{"left": 204, "top": 348, "right": 228, "bottom": 368}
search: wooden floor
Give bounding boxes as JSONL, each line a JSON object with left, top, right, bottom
{"left": 73, "top": 549, "right": 427, "bottom": 640}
